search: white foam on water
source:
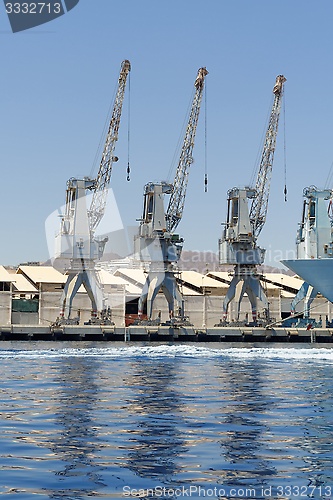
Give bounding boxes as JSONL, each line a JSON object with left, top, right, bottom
{"left": 0, "top": 344, "right": 333, "bottom": 362}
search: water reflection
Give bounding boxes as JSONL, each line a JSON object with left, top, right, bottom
{"left": 124, "top": 358, "right": 186, "bottom": 483}
{"left": 1, "top": 344, "right": 333, "bottom": 498}
{"left": 292, "top": 364, "right": 333, "bottom": 486}
{"left": 214, "top": 357, "right": 333, "bottom": 491}
{"left": 47, "top": 357, "right": 105, "bottom": 499}
{"left": 214, "top": 358, "right": 277, "bottom": 487}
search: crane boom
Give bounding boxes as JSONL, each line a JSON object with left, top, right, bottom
{"left": 89, "top": 59, "right": 131, "bottom": 232}
{"left": 249, "top": 74, "right": 286, "bottom": 238}
{"left": 166, "top": 67, "right": 208, "bottom": 233}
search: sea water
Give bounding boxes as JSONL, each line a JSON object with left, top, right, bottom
{"left": 0, "top": 341, "right": 332, "bottom": 499}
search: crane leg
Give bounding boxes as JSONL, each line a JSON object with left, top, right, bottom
{"left": 60, "top": 274, "right": 79, "bottom": 319}
{"left": 244, "top": 275, "right": 268, "bottom": 323}
{"left": 138, "top": 273, "right": 164, "bottom": 320}
{"left": 291, "top": 282, "right": 317, "bottom": 318}
{"left": 60, "top": 270, "right": 104, "bottom": 321}
{"left": 161, "top": 284, "right": 175, "bottom": 318}
{"left": 291, "top": 283, "right": 308, "bottom": 315}
{"left": 303, "top": 285, "right": 317, "bottom": 319}
{"left": 138, "top": 279, "right": 149, "bottom": 317}
{"left": 245, "top": 287, "right": 258, "bottom": 323}
{"left": 222, "top": 277, "right": 237, "bottom": 321}
{"left": 81, "top": 270, "right": 104, "bottom": 318}
{"left": 223, "top": 276, "right": 247, "bottom": 321}
{"left": 163, "top": 272, "right": 183, "bottom": 318}
{"left": 146, "top": 275, "right": 164, "bottom": 320}
{"left": 138, "top": 270, "right": 184, "bottom": 321}
{"left": 223, "top": 273, "right": 268, "bottom": 323}
{"left": 174, "top": 281, "right": 184, "bottom": 318}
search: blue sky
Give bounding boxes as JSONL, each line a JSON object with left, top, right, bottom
{"left": 1, "top": 0, "right": 333, "bottom": 267}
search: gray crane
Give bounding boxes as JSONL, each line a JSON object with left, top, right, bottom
{"left": 134, "top": 67, "right": 208, "bottom": 322}
{"left": 54, "top": 60, "right": 131, "bottom": 323}
{"left": 286, "top": 186, "right": 333, "bottom": 320}
{"left": 219, "top": 75, "right": 286, "bottom": 324}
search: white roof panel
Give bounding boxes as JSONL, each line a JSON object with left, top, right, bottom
{"left": 262, "top": 273, "right": 303, "bottom": 290}
{"left": 0, "top": 266, "right": 14, "bottom": 282}
{"left": 17, "top": 266, "right": 66, "bottom": 284}
{"left": 114, "top": 268, "right": 146, "bottom": 286}
{"left": 12, "top": 274, "right": 38, "bottom": 293}
{"left": 99, "top": 269, "right": 142, "bottom": 295}
{"left": 180, "top": 270, "right": 227, "bottom": 288}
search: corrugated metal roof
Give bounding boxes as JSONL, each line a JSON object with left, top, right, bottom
{"left": 98, "top": 269, "right": 127, "bottom": 286}
{"left": 180, "top": 270, "right": 227, "bottom": 289}
{"left": 114, "top": 268, "right": 147, "bottom": 286}
{"left": 12, "top": 274, "right": 38, "bottom": 293}
{"left": 207, "top": 271, "right": 303, "bottom": 292}
{"left": 17, "top": 265, "right": 66, "bottom": 284}
{"left": 262, "top": 273, "right": 303, "bottom": 290}
{"left": 105, "top": 267, "right": 303, "bottom": 297}
{"left": 181, "top": 286, "right": 201, "bottom": 296}
{"left": 99, "top": 269, "right": 142, "bottom": 295}
{"left": 114, "top": 268, "right": 202, "bottom": 296}
{"left": 0, "top": 266, "right": 14, "bottom": 282}
{"left": 206, "top": 271, "right": 232, "bottom": 285}
{"left": 123, "top": 283, "right": 143, "bottom": 295}
{"left": 280, "top": 290, "right": 295, "bottom": 298}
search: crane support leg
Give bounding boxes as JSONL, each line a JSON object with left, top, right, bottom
{"left": 60, "top": 274, "right": 77, "bottom": 319}
{"left": 146, "top": 274, "right": 163, "bottom": 320}
{"left": 245, "top": 276, "right": 268, "bottom": 323}
{"left": 291, "top": 282, "right": 317, "bottom": 318}
{"left": 60, "top": 269, "right": 104, "bottom": 321}
{"left": 162, "top": 272, "right": 183, "bottom": 318}
{"left": 138, "top": 271, "right": 183, "bottom": 320}
{"left": 138, "top": 279, "right": 150, "bottom": 317}
{"left": 138, "top": 272, "right": 164, "bottom": 319}
{"left": 222, "top": 277, "right": 246, "bottom": 322}
{"left": 223, "top": 270, "right": 268, "bottom": 323}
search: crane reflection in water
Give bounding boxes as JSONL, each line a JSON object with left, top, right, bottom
{"left": 213, "top": 357, "right": 277, "bottom": 487}
{"left": 46, "top": 355, "right": 106, "bottom": 499}
{"left": 212, "top": 355, "right": 333, "bottom": 490}
{"left": 123, "top": 356, "right": 187, "bottom": 484}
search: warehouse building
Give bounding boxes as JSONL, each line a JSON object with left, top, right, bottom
{"left": 0, "top": 263, "right": 331, "bottom": 328}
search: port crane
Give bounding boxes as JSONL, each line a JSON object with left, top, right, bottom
{"left": 289, "top": 186, "right": 333, "bottom": 318}
{"left": 54, "top": 60, "right": 131, "bottom": 323}
{"left": 134, "top": 67, "right": 208, "bottom": 322}
{"left": 219, "top": 75, "right": 286, "bottom": 323}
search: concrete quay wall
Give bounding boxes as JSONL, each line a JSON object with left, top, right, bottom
{"left": 0, "top": 325, "right": 332, "bottom": 343}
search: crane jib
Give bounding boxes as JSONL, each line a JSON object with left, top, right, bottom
{"left": 89, "top": 60, "right": 131, "bottom": 233}
{"left": 166, "top": 67, "right": 208, "bottom": 233}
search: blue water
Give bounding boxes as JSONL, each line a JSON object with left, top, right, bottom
{"left": 0, "top": 342, "right": 333, "bottom": 499}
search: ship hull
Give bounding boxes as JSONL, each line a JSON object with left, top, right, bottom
{"left": 282, "top": 259, "right": 333, "bottom": 302}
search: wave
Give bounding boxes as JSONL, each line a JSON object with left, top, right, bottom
{"left": 0, "top": 344, "right": 333, "bottom": 361}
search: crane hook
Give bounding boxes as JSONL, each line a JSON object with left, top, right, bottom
{"left": 127, "top": 162, "right": 131, "bottom": 182}
{"left": 204, "top": 173, "right": 208, "bottom": 192}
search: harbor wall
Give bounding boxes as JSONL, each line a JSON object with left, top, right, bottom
{"left": 0, "top": 292, "right": 11, "bottom": 325}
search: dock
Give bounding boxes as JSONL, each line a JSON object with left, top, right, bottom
{"left": 0, "top": 325, "right": 332, "bottom": 343}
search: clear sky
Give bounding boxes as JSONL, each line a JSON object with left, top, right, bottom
{"left": 1, "top": 0, "right": 333, "bottom": 268}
